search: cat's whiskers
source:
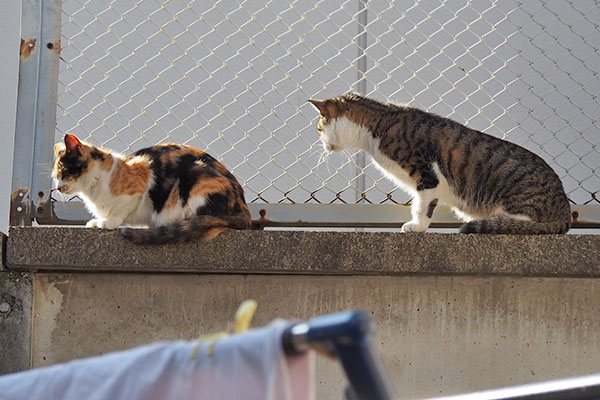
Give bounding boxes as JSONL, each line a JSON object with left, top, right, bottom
{"left": 316, "top": 150, "right": 327, "bottom": 165}
{"left": 317, "top": 149, "right": 334, "bottom": 175}
{"left": 342, "top": 149, "right": 364, "bottom": 172}
{"left": 303, "top": 147, "right": 323, "bottom": 163}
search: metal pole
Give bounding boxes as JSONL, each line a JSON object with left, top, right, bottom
{"left": 11, "top": 0, "right": 61, "bottom": 226}
{"left": 355, "top": 0, "right": 368, "bottom": 205}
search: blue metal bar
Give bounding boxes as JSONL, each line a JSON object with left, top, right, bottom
{"left": 282, "top": 310, "right": 395, "bottom": 400}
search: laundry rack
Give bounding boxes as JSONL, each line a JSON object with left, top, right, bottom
{"left": 293, "top": 311, "right": 600, "bottom": 400}
{"left": 282, "top": 310, "right": 395, "bottom": 400}
{"left": 2, "top": 307, "right": 597, "bottom": 400}
{"left": 0, "top": 308, "right": 394, "bottom": 400}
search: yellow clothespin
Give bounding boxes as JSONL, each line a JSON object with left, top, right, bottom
{"left": 191, "top": 299, "right": 258, "bottom": 358}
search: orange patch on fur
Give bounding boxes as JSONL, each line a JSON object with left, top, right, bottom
{"left": 109, "top": 156, "right": 151, "bottom": 196}
{"left": 161, "top": 149, "right": 185, "bottom": 164}
{"left": 204, "top": 227, "right": 227, "bottom": 240}
{"left": 165, "top": 185, "right": 180, "bottom": 210}
{"left": 189, "top": 176, "right": 230, "bottom": 198}
{"left": 159, "top": 145, "right": 208, "bottom": 165}
{"left": 99, "top": 155, "right": 114, "bottom": 171}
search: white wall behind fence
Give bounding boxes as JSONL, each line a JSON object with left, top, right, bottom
{"left": 56, "top": 0, "right": 600, "bottom": 207}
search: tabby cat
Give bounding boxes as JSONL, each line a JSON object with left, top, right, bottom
{"left": 52, "top": 134, "right": 252, "bottom": 243}
{"left": 309, "top": 93, "right": 571, "bottom": 234}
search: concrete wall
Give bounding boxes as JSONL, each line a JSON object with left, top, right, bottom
{"left": 3, "top": 228, "right": 600, "bottom": 399}
{"left": 0, "top": 271, "right": 31, "bottom": 375}
{"left": 29, "top": 272, "right": 600, "bottom": 399}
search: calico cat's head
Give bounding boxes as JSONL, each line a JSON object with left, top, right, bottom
{"left": 52, "top": 134, "right": 112, "bottom": 194}
{"left": 309, "top": 94, "right": 372, "bottom": 152}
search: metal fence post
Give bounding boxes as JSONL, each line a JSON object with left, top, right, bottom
{"left": 11, "top": 0, "right": 61, "bottom": 227}
{"left": 355, "top": 0, "right": 368, "bottom": 205}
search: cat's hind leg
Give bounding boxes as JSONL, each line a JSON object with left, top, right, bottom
{"left": 401, "top": 190, "right": 439, "bottom": 233}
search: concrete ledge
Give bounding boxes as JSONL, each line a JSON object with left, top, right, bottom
{"left": 5, "top": 227, "right": 600, "bottom": 276}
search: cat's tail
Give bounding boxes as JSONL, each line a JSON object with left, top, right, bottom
{"left": 119, "top": 214, "right": 252, "bottom": 244}
{"left": 460, "top": 216, "right": 571, "bottom": 234}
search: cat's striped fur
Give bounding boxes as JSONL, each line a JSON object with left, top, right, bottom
{"left": 310, "top": 93, "right": 571, "bottom": 234}
{"left": 53, "top": 134, "right": 251, "bottom": 243}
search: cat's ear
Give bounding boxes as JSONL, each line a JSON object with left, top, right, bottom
{"left": 308, "top": 99, "right": 340, "bottom": 118}
{"left": 64, "top": 134, "right": 83, "bottom": 156}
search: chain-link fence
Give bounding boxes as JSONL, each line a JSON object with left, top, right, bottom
{"left": 57, "top": 0, "right": 599, "bottom": 207}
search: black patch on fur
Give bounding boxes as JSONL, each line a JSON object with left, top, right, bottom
{"left": 148, "top": 159, "right": 170, "bottom": 213}
{"left": 417, "top": 166, "right": 439, "bottom": 191}
{"left": 90, "top": 148, "right": 106, "bottom": 161}
{"left": 426, "top": 199, "right": 438, "bottom": 219}
{"left": 198, "top": 192, "right": 231, "bottom": 216}
{"left": 134, "top": 146, "right": 183, "bottom": 213}
{"left": 459, "top": 221, "right": 478, "bottom": 234}
{"left": 132, "top": 145, "right": 226, "bottom": 213}
{"left": 480, "top": 220, "right": 488, "bottom": 232}
{"left": 175, "top": 154, "right": 203, "bottom": 205}
{"left": 175, "top": 154, "right": 219, "bottom": 206}
{"left": 58, "top": 154, "right": 88, "bottom": 180}
{"left": 232, "top": 202, "right": 242, "bottom": 214}
{"left": 134, "top": 144, "right": 182, "bottom": 159}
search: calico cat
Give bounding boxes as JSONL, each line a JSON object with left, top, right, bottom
{"left": 52, "top": 134, "right": 252, "bottom": 243}
{"left": 309, "top": 93, "right": 571, "bottom": 234}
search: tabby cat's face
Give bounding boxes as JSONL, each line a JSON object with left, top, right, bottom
{"left": 52, "top": 134, "right": 112, "bottom": 194}
{"left": 309, "top": 99, "right": 345, "bottom": 152}
{"left": 309, "top": 98, "right": 370, "bottom": 153}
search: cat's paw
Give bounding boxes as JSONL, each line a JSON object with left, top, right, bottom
{"left": 86, "top": 218, "right": 121, "bottom": 229}
{"left": 99, "top": 219, "right": 122, "bottom": 230}
{"left": 85, "top": 218, "right": 104, "bottom": 228}
{"left": 401, "top": 221, "right": 428, "bottom": 233}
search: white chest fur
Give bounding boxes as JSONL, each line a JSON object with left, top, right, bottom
{"left": 369, "top": 141, "right": 417, "bottom": 195}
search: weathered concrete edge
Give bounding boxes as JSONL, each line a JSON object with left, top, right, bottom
{"left": 5, "top": 227, "right": 600, "bottom": 277}
{"left": 0, "top": 271, "right": 32, "bottom": 374}
{"left": 1, "top": 234, "right": 6, "bottom": 271}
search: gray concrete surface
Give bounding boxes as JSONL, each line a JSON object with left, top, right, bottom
{"left": 7, "top": 227, "right": 600, "bottom": 276}
{"left": 0, "top": 271, "right": 32, "bottom": 374}
{"left": 5, "top": 228, "right": 600, "bottom": 398}
{"left": 31, "top": 273, "right": 600, "bottom": 399}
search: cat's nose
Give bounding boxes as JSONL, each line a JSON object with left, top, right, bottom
{"left": 57, "top": 184, "right": 69, "bottom": 193}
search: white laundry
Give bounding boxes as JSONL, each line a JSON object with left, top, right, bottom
{"left": 0, "top": 321, "right": 314, "bottom": 400}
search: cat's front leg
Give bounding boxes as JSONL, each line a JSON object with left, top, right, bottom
{"left": 98, "top": 218, "right": 124, "bottom": 230}
{"left": 96, "top": 199, "right": 141, "bottom": 230}
{"left": 401, "top": 191, "right": 438, "bottom": 233}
